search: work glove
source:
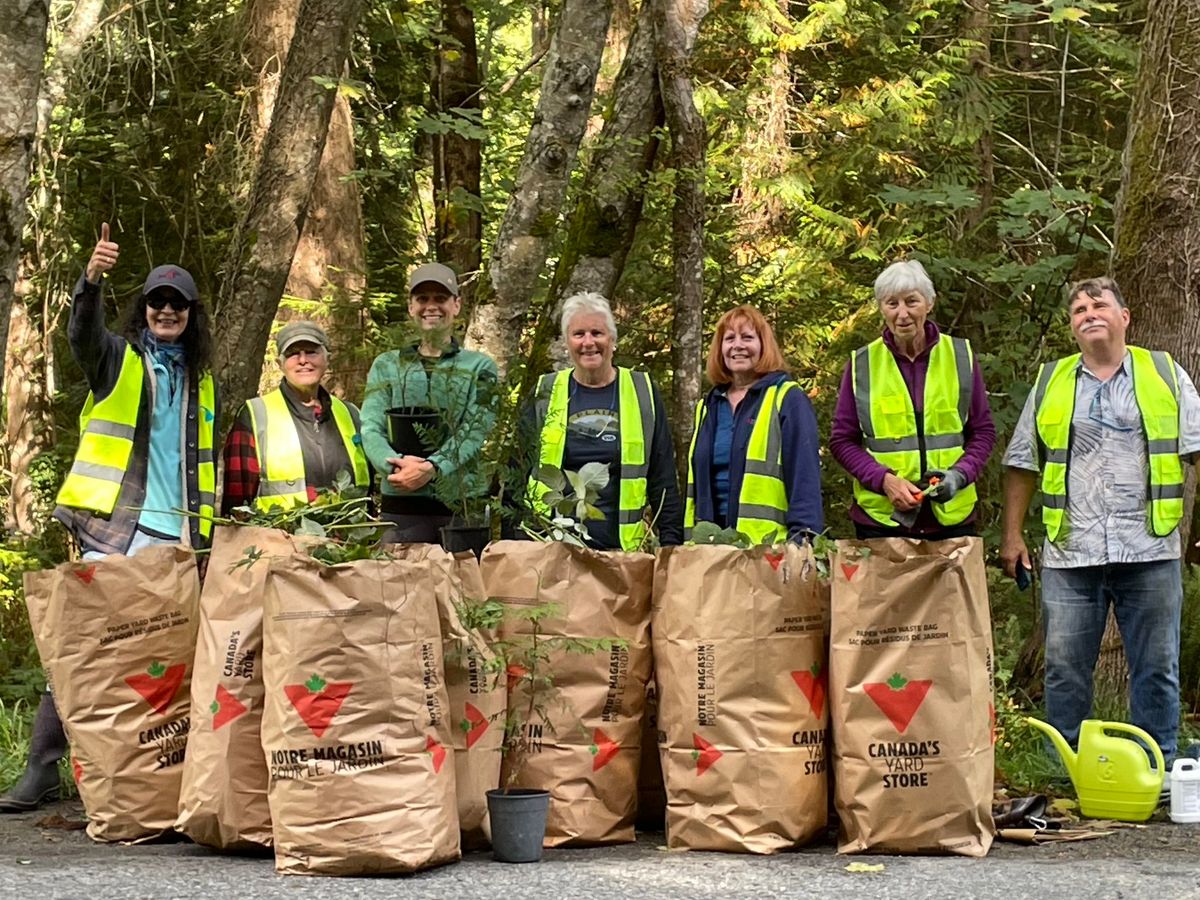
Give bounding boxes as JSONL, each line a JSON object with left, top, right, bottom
{"left": 923, "top": 467, "right": 967, "bottom": 502}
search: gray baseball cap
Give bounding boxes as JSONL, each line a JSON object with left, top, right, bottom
{"left": 408, "top": 262, "right": 459, "bottom": 296}
{"left": 276, "top": 320, "right": 330, "bottom": 355}
{"left": 142, "top": 264, "right": 199, "bottom": 303}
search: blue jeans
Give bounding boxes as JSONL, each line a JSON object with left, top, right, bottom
{"left": 1041, "top": 560, "right": 1182, "bottom": 761}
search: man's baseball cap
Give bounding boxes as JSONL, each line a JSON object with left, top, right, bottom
{"left": 142, "top": 265, "right": 199, "bottom": 303}
{"left": 276, "top": 321, "right": 330, "bottom": 355}
{"left": 408, "top": 262, "right": 459, "bottom": 296}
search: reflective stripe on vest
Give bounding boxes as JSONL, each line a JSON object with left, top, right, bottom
{"left": 528, "top": 367, "right": 654, "bottom": 551}
{"left": 1035, "top": 346, "right": 1182, "bottom": 542}
{"left": 57, "top": 346, "right": 144, "bottom": 514}
{"left": 246, "top": 389, "right": 370, "bottom": 510}
{"left": 684, "top": 382, "right": 798, "bottom": 545}
{"left": 196, "top": 374, "right": 217, "bottom": 540}
{"left": 849, "top": 335, "right": 977, "bottom": 528}
{"left": 57, "top": 346, "right": 217, "bottom": 542}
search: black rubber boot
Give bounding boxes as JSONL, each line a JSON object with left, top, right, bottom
{"left": 0, "top": 690, "right": 66, "bottom": 813}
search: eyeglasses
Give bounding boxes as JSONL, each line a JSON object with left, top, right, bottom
{"left": 146, "top": 293, "right": 192, "bottom": 312}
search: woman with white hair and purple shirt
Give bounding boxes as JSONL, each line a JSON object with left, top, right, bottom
{"left": 830, "top": 260, "right": 996, "bottom": 538}
{"left": 524, "top": 292, "right": 683, "bottom": 550}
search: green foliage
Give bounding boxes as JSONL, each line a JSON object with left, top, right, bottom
{"left": 521, "top": 463, "right": 609, "bottom": 546}
{"left": 0, "top": 532, "right": 69, "bottom": 706}
{"left": 448, "top": 589, "right": 624, "bottom": 790}
{"left": 689, "top": 521, "right": 751, "bottom": 548}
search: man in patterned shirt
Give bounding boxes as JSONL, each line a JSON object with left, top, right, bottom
{"left": 1001, "top": 276, "right": 1200, "bottom": 774}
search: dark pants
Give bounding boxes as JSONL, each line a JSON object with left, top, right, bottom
{"left": 381, "top": 511, "right": 452, "bottom": 545}
{"left": 852, "top": 521, "right": 978, "bottom": 541}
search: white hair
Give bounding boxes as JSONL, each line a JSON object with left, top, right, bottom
{"left": 559, "top": 291, "right": 618, "bottom": 343}
{"left": 874, "top": 260, "right": 936, "bottom": 304}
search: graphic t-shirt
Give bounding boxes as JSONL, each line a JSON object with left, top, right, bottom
{"left": 563, "top": 380, "right": 621, "bottom": 549}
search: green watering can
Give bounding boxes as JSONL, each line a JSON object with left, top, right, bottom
{"left": 1026, "top": 717, "right": 1164, "bottom": 822}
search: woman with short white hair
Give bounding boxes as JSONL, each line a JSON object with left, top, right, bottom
{"left": 524, "top": 292, "right": 683, "bottom": 550}
{"left": 829, "top": 259, "right": 996, "bottom": 538}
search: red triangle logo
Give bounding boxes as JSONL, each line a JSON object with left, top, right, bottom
{"left": 791, "top": 664, "right": 827, "bottom": 720}
{"left": 863, "top": 673, "right": 932, "bottom": 734}
{"left": 589, "top": 727, "right": 621, "bottom": 771}
{"left": 284, "top": 675, "right": 351, "bottom": 738}
{"left": 426, "top": 735, "right": 447, "bottom": 773}
{"left": 464, "top": 701, "right": 489, "bottom": 749}
{"left": 74, "top": 565, "right": 97, "bottom": 584}
{"left": 841, "top": 562, "right": 859, "bottom": 580}
{"left": 210, "top": 684, "right": 248, "bottom": 731}
{"left": 765, "top": 551, "right": 784, "bottom": 571}
{"left": 691, "top": 733, "right": 722, "bottom": 776}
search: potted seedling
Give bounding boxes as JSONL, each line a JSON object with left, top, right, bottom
{"left": 457, "top": 584, "right": 622, "bottom": 863}
{"left": 419, "top": 366, "right": 501, "bottom": 559}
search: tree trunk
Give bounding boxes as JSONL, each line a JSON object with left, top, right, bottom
{"left": 655, "top": 0, "right": 709, "bottom": 474}
{"left": 1110, "top": 1, "right": 1200, "bottom": 710}
{"left": 960, "top": 0, "right": 993, "bottom": 236}
{"left": 465, "top": 0, "right": 614, "bottom": 375}
{"left": 242, "top": 0, "right": 367, "bottom": 398}
{"left": 520, "top": 0, "right": 662, "bottom": 387}
{"left": 5, "top": 0, "right": 104, "bottom": 534}
{"left": 0, "top": 0, "right": 49, "bottom": 401}
{"left": 432, "top": 0, "right": 483, "bottom": 307}
{"left": 734, "top": 1, "right": 789, "bottom": 247}
{"left": 216, "top": 0, "right": 365, "bottom": 418}
{"left": 244, "top": 0, "right": 302, "bottom": 150}
{"left": 286, "top": 88, "right": 369, "bottom": 396}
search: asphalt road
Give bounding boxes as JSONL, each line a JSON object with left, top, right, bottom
{"left": 2, "top": 804, "right": 1199, "bottom": 899}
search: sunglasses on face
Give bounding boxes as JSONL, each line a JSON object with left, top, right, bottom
{"left": 146, "top": 293, "right": 192, "bottom": 312}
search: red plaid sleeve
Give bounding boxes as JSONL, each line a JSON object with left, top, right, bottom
{"left": 221, "top": 415, "right": 261, "bottom": 515}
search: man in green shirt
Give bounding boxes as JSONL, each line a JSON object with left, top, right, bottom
{"left": 360, "top": 263, "right": 498, "bottom": 542}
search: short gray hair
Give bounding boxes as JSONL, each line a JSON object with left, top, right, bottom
{"left": 1067, "top": 276, "right": 1126, "bottom": 310}
{"left": 874, "top": 260, "right": 936, "bottom": 304}
{"left": 560, "top": 291, "right": 618, "bottom": 344}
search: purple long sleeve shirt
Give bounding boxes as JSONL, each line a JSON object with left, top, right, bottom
{"left": 829, "top": 322, "right": 996, "bottom": 532}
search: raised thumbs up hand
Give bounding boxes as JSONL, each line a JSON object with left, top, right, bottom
{"left": 85, "top": 222, "right": 120, "bottom": 284}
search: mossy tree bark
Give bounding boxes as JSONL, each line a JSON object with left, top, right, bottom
{"left": 242, "top": 0, "right": 367, "bottom": 397}
{"left": 465, "top": 0, "right": 614, "bottom": 376}
{"left": 520, "top": 0, "right": 663, "bottom": 390}
{"left": 1108, "top": 0, "right": 1200, "bottom": 711}
{"left": 6, "top": 0, "right": 105, "bottom": 533}
{"left": 0, "top": 0, "right": 49, "bottom": 401}
{"left": 216, "top": 0, "right": 365, "bottom": 419}
{"left": 432, "top": 0, "right": 483, "bottom": 308}
{"left": 656, "top": 0, "right": 709, "bottom": 473}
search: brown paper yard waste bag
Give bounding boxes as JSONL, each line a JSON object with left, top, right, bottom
{"left": 262, "top": 549, "right": 460, "bottom": 875}
{"left": 480, "top": 540, "right": 653, "bottom": 847}
{"left": 24, "top": 545, "right": 200, "bottom": 842}
{"left": 652, "top": 543, "right": 830, "bottom": 853}
{"left": 434, "top": 550, "right": 506, "bottom": 849}
{"left": 831, "top": 537, "right": 995, "bottom": 856}
{"left": 176, "top": 525, "right": 295, "bottom": 849}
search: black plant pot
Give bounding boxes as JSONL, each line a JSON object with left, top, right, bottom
{"left": 385, "top": 406, "right": 443, "bottom": 456}
{"left": 486, "top": 788, "right": 550, "bottom": 863}
{"left": 439, "top": 524, "right": 490, "bottom": 560}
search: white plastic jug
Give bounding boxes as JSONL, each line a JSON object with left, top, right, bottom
{"left": 1169, "top": 758, "right": 1200, "bottom": 824}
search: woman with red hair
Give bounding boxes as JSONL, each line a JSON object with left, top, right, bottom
{"left": 684, "top": 305, "right": 823, "bottom": 543}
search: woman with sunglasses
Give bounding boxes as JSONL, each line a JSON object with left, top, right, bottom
{"left": 3, "top": 223, "right": 220, "bottom": 813}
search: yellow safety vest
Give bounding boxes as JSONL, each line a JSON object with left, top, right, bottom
{"left": 850, "top": 335, "right": 977, "bottom": 527}
{"left": 528, "top": 367, "right": 655, "bottom": 551}
{"left": 57, "top": 345, "right": 217, "bottom": 541}
{"left": 1034, "top": 346, "right": 1183, "bottom": 542}
{"left": 245, "top": 388, "right": 370, "bottom": 509}
{"left": 684, "top": 381, "right": 798, "bottom": 545}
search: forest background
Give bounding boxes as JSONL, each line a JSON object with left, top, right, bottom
{"left": 2, "top": 0, "right": 1200, "bottom": 789}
